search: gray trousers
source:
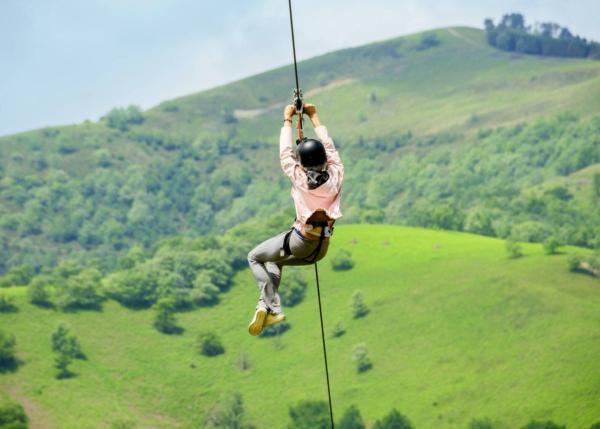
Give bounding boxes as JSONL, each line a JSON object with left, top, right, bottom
{"left": 247, "top": 228, "right": 329, "bottom": 314}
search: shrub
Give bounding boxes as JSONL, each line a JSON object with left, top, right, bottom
{"left": 197, "top": 332, "right": 225, "bottom": 357}
{"left": 520, "top": 421, "right": 566, "bottom": 429}
{"left": 568, "top": 254, "right": 582, "bottom": 272}
{"left": 0, "top": 265, "right": 34, "bottom": 288}
{"left": 352, "top": 291, "right": 369, "bottom": 319}
{"left": 52, "top": 323, "right": 84, "bottom": 359}
{"left": 0, "top": 400, "right": 28, "bottom": 429}
{"left": 372, "top": 409, "right": 413, "bottom": 429}
{"left": 543, "top": 236, "right": 561, "bottom": 255}
{"left": 338, "top": 404, "right": 365, "bottom": 429}
{"left": 331, "top": 249, "right": 355, "bottom": 271}
{"left": 332, "top": 321, "right": 346, "bottom": 338}
{"left": 55, "top": 268, "right": 103, "bottom": 311}
{"left": 280, "top": 269, "right": 307, "bottom": 307}
{"left": 417, "top": 32, "right": 441, "bottom": 50}
{"left": 191, "top": 272, "right": 220, "bottom": 306}
{"left": 237, "top": 352, "right": 251, "bottom": 371}
{"left": 105, "top": 105, "right": 144, "bottom": 131}
{"left": 28, "top": 276, "right": 52, "bottom": 307}
{"left": 352, "top": 343, "right": 373, "bottom": 373}
{"left": 206, "top": 392, "right": 255, "bottom": 429}
{"left": 0, "top": 330, "right": 17, "bottom": 371}
{"left": 589, "top": 422, "right": 600, "bottom": 429}
{"left": 469, "top": 418, "right": 498, "bottom": 429}
{"left": 506, "top": 238, "right": 523, "bottom": 259}
{"left": 153, "top": 297, "right": 181, "bottom": 334}
{"left": 287, "top": 400, "right": 331, "bottom": 429}
{"left": 0, "top": 294, "right": 17, "bottom": 313}
{"left": 260, "top": 321, "right": 291, "bottom": 338}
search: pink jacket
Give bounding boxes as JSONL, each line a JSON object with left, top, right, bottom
{"left": 279, "top": 125, "right": 344, "bottom": 233}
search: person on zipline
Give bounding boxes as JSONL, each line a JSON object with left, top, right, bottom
{"left": 247, "top": 102, "right": 344, "bottom": 336}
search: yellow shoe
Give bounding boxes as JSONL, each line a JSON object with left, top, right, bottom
{"left": 248, "top": 308, "right": 268, "bottom": 336}
{"left": 264, "top": 312, "right": 286, "bottom": 327}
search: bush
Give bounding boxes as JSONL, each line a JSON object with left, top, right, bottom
{"left": 568, "top": 254, "right": 582, "bottom": 272}
{"left": 352, "top": 291, "right": 369, "bottom": 319}
{"left": 0, "top": 400, "right": 28, "bottom": 429}
{"left": 55, "top": 268, "right": 103, "bottom": 311}
{"left": 280, "top": 269, "right": 307, "bottom": 307}
{"left": 332, "top": 321, "right": 346, "bottom": 338}
{"left": 0, "top": 330, "right": 17, "bottom": 371}
{"left": 52, "top": 323, "right": 85, "bottom": 359}
{"left": 260, "top": 321, "right": 291, "bottom": 338}
{"left": 506, "top": 238, "right": 523, "bottom": 259}
{"left": 543, "top": 236, "right": 561, "bottom": 255}
{"left": 0, "top": 265, "right": 34, "bottom": 288}
{"left": 105, "top": 105, "right": 145, "bottom": 131}
{"left": 589, "top": 422, "right": 600, "bottom": 429}
{"left": 417, "top": 32, "right": 441, "bottom": 50}
{"left": 191, "top": 272, "right": 220, "bottom": 307}
{"left": 27, "top": 276, "right": 52, "bottom": 307}
{"left": 153, "top": 297, "right": 181, "bottom": 334}
{"left": 206, "top": 392, "right": 255, "bottom": 429}
{"left": 352, "top": 343, "right": 373, "bottom": 373}
{"left": 331, "top": 249, "right": 355, "bottom": 271}
{"left": 0, "top": 294, "right": 17, "bottom": 313}
{"left": 372, "top": 409, "right": 413, "bottom": 429}
{"left": 520, "top": 421, "right": 566, "bottom": 429}
{"left": 338, "top": 404, "right": 365, "bottom": 429}
{"left": 197, "top": 332, "right": 225, "bottom": 357}
{"left": 288, "top": 400, "right": 331, "bottom": 429}
{"left": 469, "top": 418, "right": 498, "bottom": 429}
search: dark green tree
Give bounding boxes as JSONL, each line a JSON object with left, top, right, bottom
{"left": 372, "top": 409, "right": 413, "bottom": 429}
{"left": 206, "top": 392, "right": 255, "bottom": 429}
{"left": 55, "top": 268, "right": 103, "bottom": 311}
{"left": 197, "top": 332, "right": 225, "bottom": 357}
{"left": 51, "top": 323, "right": 84, "bottom": 359}
{"left": 520, "top": 421, "right": 566, "bottom": 429}
{"left": 506, "top": 238, "right": 523, "bottom": 259}
{"left": 153, "top": 297, "right": 181, "bottom": 334}
{"left": 338, "top": 405, "right": 365, "bottom": 429}
{"left": 280, "top": 269, "right": 307, "bottom": 307}
{"left": 331, "top": 249, "right": 355, "bottom": 271}
{"left": 0, "top": 294, "right": 17, "bottom": 313}
{"left": 0, "top": 400, "right": 28, "bottom": 429}
{"left": 353, "top": 343, "right": 373, "bottom": 373}
{"left": 469, "top": 417, "right": 497, "bottom": 429}
{"left": 0, "top": 330, "right": 17, "bottom": 372}
{"left": 287, "top": 400, "right": 331, "bottom": 429}
{"left": 352, "top": 291, "right": 369, "bottom": 319}
{"left": 27, "top": 276, "right": 52, "bottom": 307}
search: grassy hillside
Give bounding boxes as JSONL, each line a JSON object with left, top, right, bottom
{"left": 1, "top": 27, "right": 599, "bottom": 274}
{"left": 2, "top": 225, "right": 599, "bottom": 428}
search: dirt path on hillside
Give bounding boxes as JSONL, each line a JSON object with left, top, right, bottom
{"left": 8, "top": 385, "right": 53, "bottom": 429}
{"left": 233, "top": 78, "right": 355, "bottom": 120}
{"left": 446, "top": 28, "right": 480, "bottom": 47}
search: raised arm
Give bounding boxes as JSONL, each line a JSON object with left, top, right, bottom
{"left": 304, "top": 104, "right": 344, "bottom": 191}
{"left": 280, "top": 104, "right": 302, "bottom": 181}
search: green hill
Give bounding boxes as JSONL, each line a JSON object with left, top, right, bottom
{"left": 2, "top": 225, "right": 599, "bottom": 428}
{"left": 1, "top": 27, "right": 600, "bottom": 275}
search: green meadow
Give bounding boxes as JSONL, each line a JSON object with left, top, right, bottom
{"left": 2, "top": 225, "right": 599, "bottom": 428}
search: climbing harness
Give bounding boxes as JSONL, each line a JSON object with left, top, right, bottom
{"left": 287, "top": 1, "right": 335, "bottom": 427}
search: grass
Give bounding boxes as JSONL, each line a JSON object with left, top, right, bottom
{"left": 1, "top": 225, "right": 600, "bottom": 428}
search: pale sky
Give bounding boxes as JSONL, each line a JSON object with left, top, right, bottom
{"left": 1, "top": 0, "right": 599, "bottom": 136}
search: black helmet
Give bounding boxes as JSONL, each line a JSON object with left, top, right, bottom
{"left": 297, "top": 138, "right": 326, "bottom": 168}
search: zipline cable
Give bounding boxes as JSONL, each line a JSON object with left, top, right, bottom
{"left": 314, "top": 262, "right": 335, "bottom": 429}
{"left": 287, "top": 1, "right": 335, "bottom": 428}
{"left": 287, "top": 0, "right": 304, "bottom": 139}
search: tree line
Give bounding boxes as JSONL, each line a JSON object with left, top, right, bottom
{"left": 484, "top": 13, "right": 600, "bottom": 59}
